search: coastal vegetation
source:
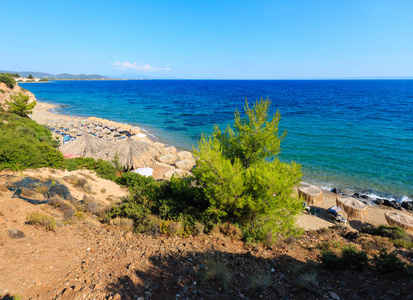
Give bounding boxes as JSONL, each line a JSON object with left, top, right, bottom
{"left": 0, "top": 73, "right": 16, "bottom": 88}
{"left": 193, "top": 98, "right": 303, "bottom": 242}
{"left": 6, "top": 92, "right": 36, "bottom": 118}
{"left": 0, "top": 112, "right": 63, "bottom": 171}
{"left": 103, "top": 98, "right": 303, "bottom": 243}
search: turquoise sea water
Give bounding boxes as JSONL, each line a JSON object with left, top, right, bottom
{"left": 21, "top": 80, "right": 413, "bottom": 200}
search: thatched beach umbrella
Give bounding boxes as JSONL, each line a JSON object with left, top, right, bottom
{"left": 336, "top": 196, "right": 368, "bottom": 221}
{"left": 95, "top": 137, "right": 161, "bottom": 169}
{"left": 298, "top": 184, "right": 323, "bottom": 205}
{"left": 60, "top": 134, "right": 113, "bottom": 158}
{"left": 385, "top": 211, "right": 413, "bottom": 234}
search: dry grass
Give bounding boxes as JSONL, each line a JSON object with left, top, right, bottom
{"left": 247, "top": 269, "right": 271, "bottom": 293}
{"left": 20, "top": 188, "right": 36, "bottom": 198}
{"left": 26, "top": 212, "right": 56, "bottom": 231}
{"left": 296, "top": 272, "right": 318, "bottom": 290}
{"left": 110, "top": 217, "right": 134, "bottom": 228}
{"left": 84, "top": 218, "right": 101, "bottom": 227}
{"left": 204, "top": 255, "right": 232, "bottom": 290}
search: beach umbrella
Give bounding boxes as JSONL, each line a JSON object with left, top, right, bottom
{"left": 298, "top": 184, "right": 323, "bottom": 205}
{"left": 132, "top": 167, "right": 154, "bottom": 177}
{"left": 336, "top": 196, "right": 368, "bottom": 221}
{"left": 60, "top": 134, "right": 113, "bottom": 158}
{"left": 95, "top": 137, "right": 161, "bottom": 170}
{"left": 385, "top": 211, "right": 413, "bottom": 234}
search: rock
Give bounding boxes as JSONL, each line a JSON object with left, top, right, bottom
{"left": 154, "top": 142, "right": 165, "bottom": 154}
{"left": 158, "top": 154, "right": 178, "bottom": 165}
{"left": 175, "top": 159, "right": 196, "bottom": 171}
{"left": 401, "top": 201, "right": 413, "bottom": 211}
{"left": 112, "top": 293, "right": 122, "bottom": 300}
{"left": 375, "top": 198, "right": 384, "bottom": 205}
{"left": 7, "top": 229, "right": 25, "bottom": 239}
{"left": 383, "top": 199, "right": 401, "bottom": 209}
{"left": 93, "top": 284, "right": 102, "bottom": 291}
{"left": 130, "top": 126, "right": 140, "bottom": 135}
{"left": 163, "top": 169, "right": 192, "bottom": 180}
{"left": 177, "top": 151, "right": 193, "bottom": 160}
{"left": 164, "top": 146, "right": 177, "bottom": 155}
{"left": 328, "top": 291, "right": 340, "bottom": 300}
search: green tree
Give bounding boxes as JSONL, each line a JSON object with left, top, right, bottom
{"left": 6, "top": 92, "right": 36, "bottom": 118}
{"left": 193, "top": 98, "right": 303, "bottom": 243}
{"left": 28, "top": 74, "right": 33, "bottom": 79}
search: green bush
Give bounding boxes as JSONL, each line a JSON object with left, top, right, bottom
{"left": 360, "top": 224, "right": 412, "bottom": 249}
{"left": 373, "top": 249, "right": 410, "bottom": 274}
{"left": 64, "top": 157, "right": 117, "bottom": 180}
{"left": 318, "top": 246, "right": 368, "bottom": 270}
{"left": 193, "top": 98, "right": 303, "bottom": 243}
{"left": 318, "top": 250, "right": 341, "bottom": 270}
{"left": 0, "top": 73, "right": 16, "bottom": 88}
{"left": 392, "top": 239, "right": 413, "bottom": 249}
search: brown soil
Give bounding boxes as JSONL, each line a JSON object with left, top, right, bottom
{"left": 0, "top": 172, "right": 412, "bottom": 300}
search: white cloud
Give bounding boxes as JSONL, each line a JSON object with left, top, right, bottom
{"left": 111, "top": 60, "right": 170, "bottom": 72}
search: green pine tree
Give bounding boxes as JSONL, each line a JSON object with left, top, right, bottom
{"left": 6, "top": 92, "right": 37, "bottom": 118}
{"left": 193, "top": 98, "right": 303, "bottom": 243}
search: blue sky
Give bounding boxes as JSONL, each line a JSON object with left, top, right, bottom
{"left": 1, "top": 0, "right": 413, "bottom": 79}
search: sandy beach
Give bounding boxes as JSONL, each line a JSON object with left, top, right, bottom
{"left": 31, "top": 101, "right": 413, "bottom": 232}
{"left": 31, "top": 101, "right": 176, "bottom": 180}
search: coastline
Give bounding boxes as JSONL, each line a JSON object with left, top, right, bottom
{"left": 31, "top": 100, "right": 413, "bottom": 232}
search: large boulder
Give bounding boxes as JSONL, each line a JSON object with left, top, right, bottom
{"left": 175, "top": 159, "right": 196, "bottom": 171}
{"left": 158, "top": 154, "right": 178, "bottom": 165}
{"left": 177, "top": 151, "right": 193, "bottom": 160}
{"left": 163, "top": 169, "right": 192, "bottom": 180}
{"left": 154, "top": 142, "right": 165, "bottom": 154}
{"left": 164, "top": 146, "right": 177, "bottom": 155}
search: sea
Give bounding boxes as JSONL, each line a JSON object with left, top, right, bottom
{"left": 21, "top": 80, "right": 413, "bottom": 202}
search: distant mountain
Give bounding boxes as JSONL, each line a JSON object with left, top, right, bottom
{"left": 0, "top": 70, "right": 109, "bottom": 80}
{"left": 106, "top": 73, "right": 176, "bottom": 80}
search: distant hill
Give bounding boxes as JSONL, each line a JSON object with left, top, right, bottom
{"left": 0, "top": 70, "right": 109, "bottom": 80}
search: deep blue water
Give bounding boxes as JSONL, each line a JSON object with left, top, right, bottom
{"left": 21, "top": 80, "right": 413, "bottom": 200}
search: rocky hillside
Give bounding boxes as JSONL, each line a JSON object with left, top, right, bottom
{"left": 0, "top": 82, "right": 36, "bottom": 110}
{"left": 0, "top": 169, "right": 412, "bottom": 300}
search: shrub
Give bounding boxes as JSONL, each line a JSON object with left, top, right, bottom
{"left": 0, "top": 112, "right": 63, "bottom": 171}
{"left": 373, "top": 249, "right": 409, "bottom": 274}
{"left": 0, "top": 89, "right": 5, "bottom": 94}
{"left": 75, "top": 210, "right": 86, "bottom": 220}
{"left": 360, "top": 224, "right": 412, "bottom": 249}
{"left": 109, "top": 217, "right": 134, "bottom": 228}
{"left": 26, "top": 212, "right": 56, "bottom": 231}
{"left": 0, "top": 73, "right": 16, "bottom": 88}
{"left": 84, "top": 198, "right": 100, "bottom": 215}
{"left": 65, "top": 157, "right": 117, "bottom": 181}
{"left": 211, "top": 222, "right": 243, "bottom": 240}
{"left": 340, "top": 246, "right": 368, "bottom": 270}
{"left": 6, "top": 92, "right": 36, "bottom": 118}
{"left": 318, "top": 250, "right": 340, "bottom": 270}
{"left": 247, "top": 269, "right": 271, "bottom": 293}
{"left": 135, "top": 214, "right": 161, "bottom": 234}
{"left": 193, "top": 98, "right": 303, "bottom": 243}
{"left": 159, "top": 220, "right": 191, "bottom": 237}
{"left": 203, "top": 256, "right": 232, "bottom": 290}
{"left": 392, "top": 239, "right": 413, "bottom": 249}
{"left": 296, "top": 272, "right": 318, "bottom": 291}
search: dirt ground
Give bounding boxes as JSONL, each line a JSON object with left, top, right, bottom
{"left": 0, "top": 170, "right": 412, "bottom": 299}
